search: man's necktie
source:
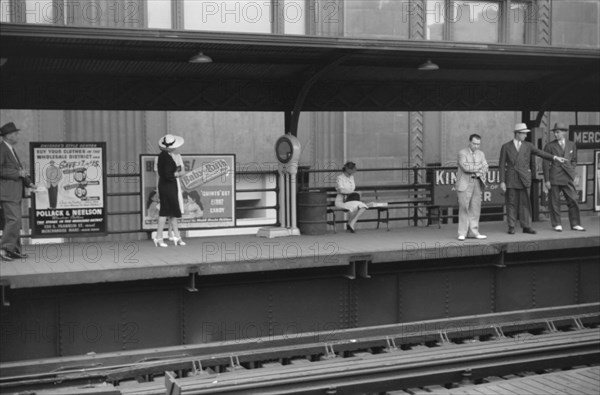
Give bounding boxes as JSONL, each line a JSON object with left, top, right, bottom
{"left": 559, "top": 140, "right": 565, "bottom": 150}
{"left": 516, "top": 141, "right": 521, "bottom": 151}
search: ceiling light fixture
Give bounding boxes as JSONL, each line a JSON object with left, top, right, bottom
{"left": 418, "top": 59, "right": 439, "bottom": 71}
{"left": 0, "top": 58, "right": 7, "bottom": 67}
{"left": 189, "top": 52, "right": 213, "bottom": 64}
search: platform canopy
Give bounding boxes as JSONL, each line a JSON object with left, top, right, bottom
{"left": 1, "top": 23, "right": 599, "bottom": 112}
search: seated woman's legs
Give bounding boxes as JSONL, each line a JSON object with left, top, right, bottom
{"left": 348, "top": 207, "right": 366, "bottom": 230}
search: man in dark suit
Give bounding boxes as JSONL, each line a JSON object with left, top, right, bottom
{"left": 499, "top": 123, "right": 566, "bottom": 235}
{"left": 0, "top": 122, "right": 35, "bottom": 261}
{"left": 543, "top": 122, "right": 585, "bottom": 232}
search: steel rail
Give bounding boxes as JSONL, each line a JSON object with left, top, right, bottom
{"left": 167, "top": 330, "right": 599, "bottom": 394}
{"left": 2, "top": 312, "right": 598, "bottom": 385}
{"left": 104, "top": 312, "right": 599, "bottom": 382}
{"left": 2, "top": 302, "right": 597, "bottom": 378}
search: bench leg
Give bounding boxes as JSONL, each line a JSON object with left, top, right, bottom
{"left": 376, "top": 208, "right": 390, "bottom": 231}
{"left": 332, "top": 211, "right": 337, "bottom": 233}
{"left": 386, "top": 208, "right": 390, "bottom": 231}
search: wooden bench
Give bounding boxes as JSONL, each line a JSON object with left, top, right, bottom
{"left": 328, "top": 203, "right": 390, "bottom": 232}
{"left": 324, "top": 184, "right": 435, "bottom": 232}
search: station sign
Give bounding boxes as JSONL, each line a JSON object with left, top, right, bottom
{"left": 569, "top": 125, "right": 600, "bottom": 149}
{"left": 140, "top": 154, "right": 235, "bottom": 230}
{"left": 30, "top": 142, "right": 107, "bottom": 237}
{"left": 431, "top": 166, "right": 503, "bottom": 207}
{"left": 596, "top": 151, "right": 600, "bottom": 212}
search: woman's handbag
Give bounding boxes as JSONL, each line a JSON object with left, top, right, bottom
{"left": 346, "top": 192, "right": 361, "bottom": 202}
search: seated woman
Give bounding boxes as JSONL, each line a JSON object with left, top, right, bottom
{"left": 335, "top": 161, "right": 367, "bottom": 233}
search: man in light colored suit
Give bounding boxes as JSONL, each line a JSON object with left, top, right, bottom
{"left": 455, "top": 134, "right": 488, "bottom": 241}
{"left": 543, "top": 122, "right": 585, "bottom": 232}
{"left": 499, "top": 123, "right": 566, "bottom": 235}
{"left": 0, "top": 122, "right": 34, "bottom": 261}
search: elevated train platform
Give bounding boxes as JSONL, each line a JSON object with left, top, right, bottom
{"left": 1, "top": 216, "right": 598, "bottom": 363}
{"left": 1, "top": 216, "right": 599, "bottom": 289}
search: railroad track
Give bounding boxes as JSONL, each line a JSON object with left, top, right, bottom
{"left": 1, "top": 303, "right": 599, "bottom": 394}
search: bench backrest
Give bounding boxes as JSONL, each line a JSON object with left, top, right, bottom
{"left": 319, "top": 184, "right": 433, "bottom": 208}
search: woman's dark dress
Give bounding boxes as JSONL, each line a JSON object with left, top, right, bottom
{"left": 157, "top": 151, "right": 182, "bottom": 217}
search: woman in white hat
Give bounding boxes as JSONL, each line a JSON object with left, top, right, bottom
{"left": 154, "top": 134, "right": 186, "bottom": 247}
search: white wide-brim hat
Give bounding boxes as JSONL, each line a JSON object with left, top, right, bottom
{"left": 513, "top": 123, "right": 531, "bottom": 133}
{"left": 158, "top": 134, "right": 184, "bottom": 150}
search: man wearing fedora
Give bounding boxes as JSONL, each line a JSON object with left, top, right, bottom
{"left": 543, "top": 122, "right": 585, "bottom": 232}
{"left": 0, "top": 122, "right": 35, "bottom": 261}
{"left": 499, "top": 123, "right": 567, "bottom": 235}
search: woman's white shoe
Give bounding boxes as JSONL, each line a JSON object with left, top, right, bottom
{"left": 153, "top": 238, "right": 168, "bottom": 248}
{"left": 172, "top": 237, "right": 186, "bottom": 246}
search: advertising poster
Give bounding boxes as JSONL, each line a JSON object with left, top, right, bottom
{"left": 30, "top": 142, "right": 107, "bottom": 237}
{"left": 541, "top": 164, "right": 587, "bottom": 206}
{"left": 575, "top": 165, "right": 587, "bottom": 203}
{"left": 141, "top": 154, "right": 235, "bottom": 230}
{"left": 540, "top": 164, "right": 587, "bottom": 207}
{"left": 431, "top": 166, "right": 503, "bottom": 206}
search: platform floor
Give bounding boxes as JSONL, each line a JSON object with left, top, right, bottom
{"left": 1, "top": 216, "right": 598, "bottom": 289}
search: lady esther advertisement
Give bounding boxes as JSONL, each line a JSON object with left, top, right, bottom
{"left": 30, "top": 142, "right": 107, "bottom": 237}
{"left": 141, "top": 154, "right": 235, "bottom": 230}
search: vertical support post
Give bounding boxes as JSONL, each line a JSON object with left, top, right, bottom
{"left": 279, "top": 171, "right": 287, "bottom": 227}
{"left": 51, "top": 0, "right": 65, "bottom": 25}
{"left": 410, "top": 111, "right": 425, "bottom": 226}
{"left": 276, "top": 171, "right": 283, "bottom": 227}
{"left": 7, "top": 0, "right": 26, "bottom": 23}
{"left": 536, "top": 0, "right": 552, "bottom": 46}
{"left": 185, "top": 272, "right": 198, "bottom": 292}
{"left": 289, "top": 172, "right": 299, "bottom": 233}
{"left": 284, "top": 110, "right": 292, "bottom": 134}
{"left": 272, "top": 0, "right": 284, "bottom": 34}
{"left": 523, "top": 112, "right": 541, "bottom": 222}
{"left": 172, "top": 0, "right": 184, "bottom": 30}
{"left": 412, "top": 167, "right": 419, "bottom": 226}
{"left": 287, "top": 174, "right": 292, "bottom": 228}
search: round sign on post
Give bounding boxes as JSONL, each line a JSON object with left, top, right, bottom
{"left": 258, "top": 134, "right": 303, "bottom": 238}
{"left": 276, "top": 136, "right": 293, "bottom": 163}
{"left": 275, "top": 134, "right": 301, "bottom": 174}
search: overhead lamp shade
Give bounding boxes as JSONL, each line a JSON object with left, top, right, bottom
{"left": 0, "top": 58, "right": 7, "bottom": 67}
{"left": 189, "top": 52, "right": 212, "bottom": 64}
{"left": 418, "top": 59, "right": 439, "bottom": 71}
